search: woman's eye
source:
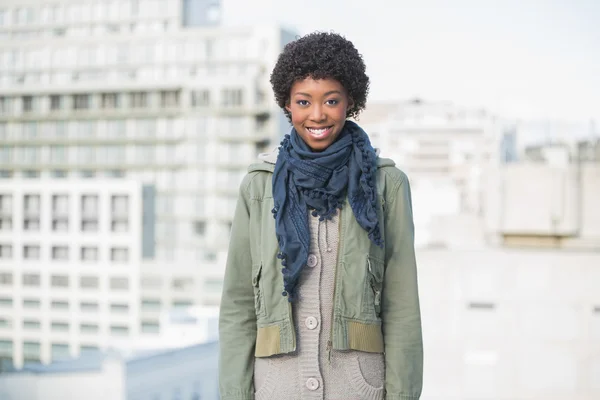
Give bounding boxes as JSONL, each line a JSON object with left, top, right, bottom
{"left": 326, "top": 99, "right": 339, "bottom": 105}
{"left": 296, "top": 100, "right": 309, "bottom": 106}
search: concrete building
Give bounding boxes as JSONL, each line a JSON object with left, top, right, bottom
{"left": 359, "top": 99, "right": 504, "bottom": 246}
{"left": 0, "top": 341, "right": 219, "bottom": 400}
{"left": 484, "top": 144, "right": 600, "bottom": 250}
{"left": 0, "top": 0, "right": 295, "bottom": 303}
{"left": 0, "top": 179, "right": 154, "bottom": 369}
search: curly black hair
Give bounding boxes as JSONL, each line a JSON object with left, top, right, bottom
{"left": 270, "top": 32, "right": 370, "bottom": 122}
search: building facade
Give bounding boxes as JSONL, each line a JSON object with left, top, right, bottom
{"left": 0, "top": 0, "right": 295, "bottom": 369}
{"left": 0, "top": 179, "right": 152, "bottom": 369}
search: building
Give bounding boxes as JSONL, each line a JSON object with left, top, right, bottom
{"left": 484, "top": 142, "right": 600, "bottom": 250}
{"left": 0, "top": 0, "right": 295, "bottom": 368}
{"left": 0, "top": 341, "right": 219, "bottom": 400}
{"left": 358, "top": 99, "right": 504, "bottom": 246}
{"left": 0, "top": 179, "right": 154, "bottom": 369}
{"left": 0, "top": 0, "right": 295, "bottom": 298}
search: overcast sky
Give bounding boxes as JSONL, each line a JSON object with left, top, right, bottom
{"left": 222, "top": 0, "right": 600, "bottom": 123}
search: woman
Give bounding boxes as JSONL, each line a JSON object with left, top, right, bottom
{"left": 219, "top": 32, "right": 423, "bottom": 400}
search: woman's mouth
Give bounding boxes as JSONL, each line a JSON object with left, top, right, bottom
{"left": 306, "top": 126, "right": 333, "bottom": 138}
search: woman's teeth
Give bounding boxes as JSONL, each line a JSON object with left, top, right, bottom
{"left": 307, "top": 127, "right": 330, "bottom": 136}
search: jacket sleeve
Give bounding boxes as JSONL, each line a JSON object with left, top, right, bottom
{"left": 219, "top": 175, "right": 257, "bottom": 400}
{"left": 382, "top": 170, "right": 424, "bottom": 400}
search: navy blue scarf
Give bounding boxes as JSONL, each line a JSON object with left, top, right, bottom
{"left": 272, "top": 120, "right": 383, "bottom": 301}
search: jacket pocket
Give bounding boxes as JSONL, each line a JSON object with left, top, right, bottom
{"left": 252, "top": 263, "right": 266, "bottom": 318}
{"left": 363, "top": 255, "right": 384, "bottom": 318}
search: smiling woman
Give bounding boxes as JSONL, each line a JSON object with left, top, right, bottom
{"left": 219, "top": 32, "right": 423, "bottom": 400}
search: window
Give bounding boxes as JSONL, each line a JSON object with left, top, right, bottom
{"left": 80, "top": 276, "right": 98, "bottom": 288}
{"left": 23, "top": 342, "right": 41, "bottom": 361}
{"left": 23, "top": 245, "right": 40, "bottom": 260}
{"left": 110, "top": 303, "right": 129, "bottom": 313}
{"left": 0, "top": 218, "right": 12, "bottom": 231}
{"left": 141, "top": 298, "right": 161, "bottom": 310}
{"left": 101, "top": 93, "right": 120, "bottom": 109}
{"left": 23, "top": 299, "right": 40, "bottom": 309}
{"left": 0, "top": 318, "right": 10, "bottom": 329}
{"left": 172, "top": 299, "right": 193, "bottom": 309}
{"left": 21, "top": 147, "right": 40, "bottom": 164}
{"left": 22, "top": 273, "right": 40, "bottom": 287}
{"left": 52, "top": 194, "right": 69, "bottom": 214}
{"left": 129, "top": 92, "right": 147, "bottom": 108}
{"left": 0, "top": 97, "right": 13, "bottom": 115}
{"left": 23, "top": 320, "right": 41, "bottom": 330}
{"left": 51, "top": 322, "right": 69, "bottom": 332}
{"left": 50, "top": 146, "right": 68, "bottom": 163}
{"left": 23, "top": 194, "right": 40, "bottom": 231}
{"left": 80, "top": 302, "right": 98, "bottom": 312}
{"left": 51, "top": 343, "right": 70, "bottom": 360}
{"left": 23, "top": 122, "right": 37, "bottom": 138}
{"left": 80, "top": 344, "right": 98, "bottom": 353}
{"left": 72, "top": 94, "right": 90, "bottom": 110}
{"left": 191, "top": 90, "right": 210, "bottom": 107}
{"left": 110, "top": 277, "right": 129, "bottom": 290}
{"left": 172, "top": 277, "right": 194, "bottom": 291}
{"left": 0, "top": 245, "right": 12, "bottom": 259}
{"left": 160, "top": 90, "right": 179, "bottom": 107}
{"left": 110, "top": 247, "right": 129, "bottom": 262}
{"left": 51, "top": 275, "right": 69, "bottom": 288}
{"left": 110, "top": 325, "right": 129, "bottom": 335}
{"left": 0, "top": 195, "right": 12, "bottom": 213}
{"left": 81, "top": 247, "right": 98, "bottom": 262}
{"left": 221, "top": 88, "right": 244, "bottom": 107}
{"left": 0, "top": 272, "right": 12, "bottom": 285}
{"left": 106, "top": 120, "right": 125, "bottom": 137}
{"left": 80, "top": 323, "right": 98, "bottom": 333}
{"left": 51, "top": 170, "right": 68, "bottom": 178}
{"left": 23, "top": 170, "right": 40, "bottom": 179}
{"left": 0, "top": 297, "right": 13, "bottom": 307}
{"left": 81, "top": 195, "right": 98, "bottom": 215}
{"left": 22, "top": 96, "right": 34, "bottom": 112}
{"left": 111, "top": 195, "right": 128, "bottom": 215}
{"left": 141, "top": 276, "right": 162, "bottom": 289}
{"left": 50, "top": 95, "right": 62, "bottom": 111}
{"left": 51, "top": 300, "right": 69, "bottom": 310}
{"left": 141, "top": 321, "right": 159, "bottom": 334}
{"left": 52, "top": 246, "right": 69, "bottom": 260}
{"left": 193, "top": 221, "right": 206, "bottom": 236}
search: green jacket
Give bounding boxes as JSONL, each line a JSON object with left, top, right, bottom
{"left": 219, "top": 155, "right": 423, "bottom": 400}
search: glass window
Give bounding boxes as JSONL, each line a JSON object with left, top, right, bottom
{"left": 80, "top": 302, "right": 98, "bottom": 312}
{"left": 51, "top": 322, "right": 69, "bottom": 332}
{"left": 23, "top": 342, "right": 41, "bottom": 360}
{"left": 191, "top": 90, "right": 210, "bottom": 107}
{"left": 110, "top": 325, "right": 129, "bottom": 335}
{"left": 22, "top": 273, "right": 40, "bottom": 287}
{"left": 101, "top": 93, "right": 120, "bottom": 109}
{"left": 110, "top": 277, "right": 129, "bottom": 290}
{"left": 72, "top": 94, "right": 90, "bottom": 110}
{"left": 23, "top": 245, "right": 40, "bottom": 260}
{"left": 141, "top": 321, "right": 159, "bottom": 334}
{"left": 110, "top": 247, "right": 129, "bottom": 262}
{"left": 141, "top": 298, "right": 161, "bottom": 310}
{"left": 80, "top": 276, "right": 99, "bottom": 288}
{"left": 50, "top": 145, "right": 67, "bottom": 163}
{"left": 129, "top": 92, "right": 147, "bottom": 108}
{"left": 0, "top": 272, "right": 11, "bottom": 285}
{"left": 51, "top": 300, "right": 69, "bottom": 309}
{"left": 81, "top": 247, "right": 98, "bottom": 261}
{"left": 0, "top": 244, "right": 12, "bottom": 259}
{"left": 51, "top": 343, "right": 70, "bottom": 360}
{"left": 22, "top": 95, "right": 35, "bottom": 112}
{"left": 50, "top": 95, "right": 62, "bottom": 111}
{"left": 23, "top": 298, "right": 40, "bottom": 308}
{"left": 80, "top": 324, "right": 98, "bottom": 333}
{"left": 159, "top": 90, "right": 179, "bottom": 107}
{"left": 23, "top": 320, "right": 41, "bottom": 330}
{"left": 52, "top": 246, "right": 69, "bottom": 260}
{"left": 0, "top": 297, "right": 13, "bottom": 307}
{"left": 23, "top": 122, "right": 37, "bottom": 138}
{"left": 51, "top": 275, "right": 69, "bottom": 288}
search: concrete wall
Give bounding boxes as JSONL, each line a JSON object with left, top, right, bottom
{"left": 418, "top": 247, "right": 600, "bottom": 400}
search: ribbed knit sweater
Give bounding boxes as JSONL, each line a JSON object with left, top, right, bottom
{"left": 253, "top": 210, "right": 385, "bottom": 400}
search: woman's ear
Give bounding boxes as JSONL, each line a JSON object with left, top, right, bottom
{"left": 285, "top": 101, "right": 291, "bottom": 113}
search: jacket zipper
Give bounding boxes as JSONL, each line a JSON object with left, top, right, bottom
{"left": 327, "top": 209, "right": 343, "bottom": 364}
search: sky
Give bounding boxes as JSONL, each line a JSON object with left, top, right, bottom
{"left": 222, "top": 0, "right": 600, "bottom": 124}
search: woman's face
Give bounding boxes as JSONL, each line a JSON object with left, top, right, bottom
{"left": 285, "top": 77, "right": 352, "bottom": 152}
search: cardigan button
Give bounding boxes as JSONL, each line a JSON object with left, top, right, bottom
{"left": 307, "top": 254, "right": 318, "bottom": 268}
{"left": 304, "top": 316, "right": 318, "bottom": 330}
{"left": 306, "top": 377, "right": 320, "bottom": 391}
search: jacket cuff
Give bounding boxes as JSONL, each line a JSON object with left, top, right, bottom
{"left": 386, "top": 394, "right": 420, "bottom": 400}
